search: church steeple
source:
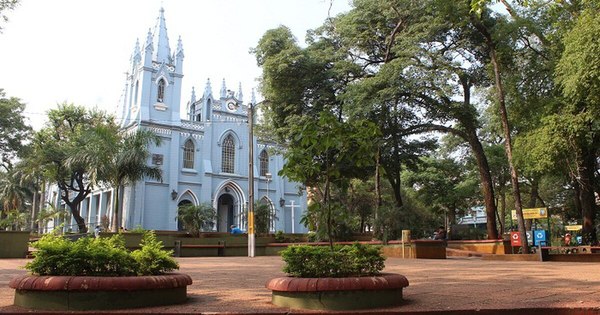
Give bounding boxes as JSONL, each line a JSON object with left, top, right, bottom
{"left": 152, "top": 7, "right": 172, "bottom": 63}
{"left": 204, "top": 78, "right": 213, "bottom": 98}
{"left": 220, "top": 79, "right": 227, "bottom": 99}
{"left": 237, "top": 82, "right": 243, "bottom": 102}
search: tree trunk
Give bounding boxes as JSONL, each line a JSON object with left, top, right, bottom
{"left": 448, "top": 206, "right": 456, "bottom": 240}
{"left": 579, "top": 144, "right": 597, "bottom": 244}
{"left": 111, "top": 186, "right": 121, "bottom": 232}
{"left": 466, "top": 130, "right": 499, "bottom": 239}
{"left": 471, "top": 14, "right": 527, "bottom": 253}
{"left": 374, "top": 147, "right": 381, "bottom": 235}
{"left": 499, "top": 184, "right": 506, "bottom": 233}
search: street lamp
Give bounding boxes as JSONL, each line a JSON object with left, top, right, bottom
{"left": 248, "top": 97, "right": 267, "bottom": 258}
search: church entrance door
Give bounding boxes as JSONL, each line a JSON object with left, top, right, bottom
{"left": 217, "top": 194, "right": 234, "bottom": 232}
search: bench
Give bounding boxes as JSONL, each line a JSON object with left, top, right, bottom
{"left": 175, "top": 241, "right": 225, "bottom": 257}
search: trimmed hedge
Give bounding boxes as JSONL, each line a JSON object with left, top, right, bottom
{"left": 281, "top": 243, "right": 385, "bottom": 278}
{"left": 25, "top": 231, "right": 178, "bottom": 276}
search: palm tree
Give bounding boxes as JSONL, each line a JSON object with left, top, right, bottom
{"left": 106, "top": 130, "right": 162, "bottom": 232}
{"left": 177, "top": 203, "right": 217, "bottom": 237}
{"left": 66, "top": 128, "right": 162, "bottom": 232}
{"left": 0, "top": 167, "right": 31, "bottom": 230}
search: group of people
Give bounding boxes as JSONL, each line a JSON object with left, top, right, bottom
{"left": 433, "top": 226, "right": 447, "bottom": 240}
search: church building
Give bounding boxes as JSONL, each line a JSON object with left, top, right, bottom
{"left": 51, "top": 8, "right": 307, "bottom": 233}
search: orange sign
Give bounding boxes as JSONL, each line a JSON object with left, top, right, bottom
{"left": 510, "top": 231, "right": 522, "bottom": 246}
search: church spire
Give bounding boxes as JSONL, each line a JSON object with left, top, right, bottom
{"left": 237, "top": 82, "right": 243, "bottom": 102}
{"left": 251, "top": 88, "right": 256, "bottom": 105}
{"left": 152, "top": 7, "right": 172, "bottom": 63}
{"left": 220, "top": 78, "right": 227, "bottom": 99}
{"left": 204, "top": 78, "right": 213, "bottom": 98}
{"left": 131, "top": 38, "right": 141, "bottom": 68}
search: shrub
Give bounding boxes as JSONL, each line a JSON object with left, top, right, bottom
{"left": 280, "top": 243, "right": 385, "bottom": 278}
{"left": 131, "top": 231, "right": 179, "bottom": 275}
{"left": 25, "top": 231, "right": 178, "bottom": 276}
{"left": 274, "top": 230, "right": 286, "bottom": 243}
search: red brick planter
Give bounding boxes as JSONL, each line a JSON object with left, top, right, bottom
{"left": 9, "top": 273, "right": 192, "bottom": 310}
{"left": 266, "top": 273, "right": 409, "bottom": 310}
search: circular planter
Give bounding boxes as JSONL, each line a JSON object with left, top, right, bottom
{"left": 9, "top": 273, "right": 192, "bottom": 311}
{"left": 266, "top": 273, "right": 409, "bottom": 310}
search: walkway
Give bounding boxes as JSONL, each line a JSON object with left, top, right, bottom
{"left": 1, "top": 256, "right": 600, "bottom": 314}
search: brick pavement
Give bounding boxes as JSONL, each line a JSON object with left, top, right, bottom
{"left": 1, "top": 256, "right": 600, "bottom": 314}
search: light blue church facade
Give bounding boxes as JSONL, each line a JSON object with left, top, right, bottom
{"left": 53, "top": 8, "right": 307, "bottom": 233}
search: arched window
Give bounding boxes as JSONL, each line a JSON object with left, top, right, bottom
{"left": 157, "top": 78, "right": 166, "bottom": 102}
{"left": 259, "top": 150, "right": 269, "bottom": 177}
{"left": 189, "top": 103, "right": 196, "bottom": 121}
{"left": 221, "top": 134, "right": 235, "bottom": 173}
{"left": 183, "top": 139, "right": 194, "bottom": 169}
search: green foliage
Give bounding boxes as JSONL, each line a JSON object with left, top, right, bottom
{"left": 274, "top": 230, "right": 286, "bottom": 243}
{"left": 280, "top": 243, "right": 385, "bottom": 278}
{"left": 254, "top": 201, "right": 276, "bottom": 234}
{"left": 0, "top": 89, "right": 31, "bottom": 170}
{"left": 130, "top": 225, "right": 145, "bottom": 233}
{"left": 177, "top": 203, "right": 217, "bottom": 237}
{"left": 25, "top": 231, "right": 178, "bottom": 276}
{"left": 26, "top": 234, "right": 137, "bottom": 276}
{"left": 131, "top": 231, "right": 179, "bottom": 275}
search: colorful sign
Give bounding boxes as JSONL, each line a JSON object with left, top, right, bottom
{"left": 511, "top": 208, "right": 548, "bottom": 220}
{"left": 565, "top": 225, "right": 582, "bottom": 231}
{"left": 510, "top": 231, "right": 522, "bottom": 246}
{"left": 534, "top": 230, "right": 548, "bottom": 246}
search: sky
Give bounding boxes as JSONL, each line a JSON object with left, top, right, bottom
{"left": 0, "top": 0, "right": 352, "bottom": 129}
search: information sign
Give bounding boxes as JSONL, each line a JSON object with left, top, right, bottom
{"left": 511, "top": 207, "right": 548, "bottom": 220}
{"left": 565, "top": 225, "right": 582, "bottom": 231}
{"left": 510, "top": 231, "right": 522, "bottom": 246}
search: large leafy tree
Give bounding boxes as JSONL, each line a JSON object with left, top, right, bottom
{"left": 257, "top": 0, "right": 502, "bottom": 238}
{"left": 553, "top": 6, "right": 600, "bottom": 243}
{"left": 30, "top": 104, "right": 116, "bottom": 233}
{"left": 0, "top": 89, "right": 31, "bottom": 171}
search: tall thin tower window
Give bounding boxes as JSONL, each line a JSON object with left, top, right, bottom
{"left": 157, "top": 78, "right": 166, "bottom": 102}
{"left": 221, "top": 134, "right": 235, "bottom": 173}
{"left": 183, "top": 139, "right": 194, "bottom": 169}
{"left": 259, "top": 150, "right": 269, "bottom": 176}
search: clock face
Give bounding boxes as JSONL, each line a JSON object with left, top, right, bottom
{"left": 226, "top": 101, "right": 237, "bottom": 111}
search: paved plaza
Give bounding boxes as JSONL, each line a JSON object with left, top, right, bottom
{"left": 1, "top": 256, "right": 600, "bottom": 314}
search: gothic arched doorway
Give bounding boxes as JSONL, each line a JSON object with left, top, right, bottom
{"left": 217, "top": 194, "right": 234, "bottom": 232}
{"left": 177, "top": 200, "right": 192, "bottom": 232}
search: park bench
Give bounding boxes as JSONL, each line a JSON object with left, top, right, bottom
{"left": 174, "top": 241, "right": 226, "bottom": 257}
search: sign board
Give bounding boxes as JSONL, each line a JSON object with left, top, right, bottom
{"left": 534, "top": 230, "right": 548, "bottom": 246}
{"left": 565, "top": 225, "right": 582, "bottom": 231}
{"left": 510, "top": 231, "right": 522, "bottom": 246}
{"left": 525, "top": 231, "right": 533, "bottom": 245}
{"left": 511, "top": 208, "right": 548, "bottom": 220}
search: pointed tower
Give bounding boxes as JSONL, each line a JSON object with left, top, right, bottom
{"left": 220, "top": 78, "right": 227, "bottom": 99}
{"left": 153, "top": 7, "right": 172, "bottom": 64}
{"left": 237, "top": 82, "right": 243, "bottom": 103}
{"left": 202, "top": 79, "right": 213, "bottom": 121}
{"left": 121, "top": 7, "right": 184, "bottom": 127}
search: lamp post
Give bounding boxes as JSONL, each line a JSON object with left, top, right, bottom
{"left": 248, "top": 101, "right": 256, "bottom": 257}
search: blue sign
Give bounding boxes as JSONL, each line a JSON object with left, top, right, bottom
{"left": 534, "top": 230, "right": 548, "bottom": 246}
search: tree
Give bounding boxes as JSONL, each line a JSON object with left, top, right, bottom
{"left": 280, "top": 112, "right": 379, "bottom": 248}
{"left": 67, "top": 129, "right": 162, "bottom": 232}
{"left": 553, "top": 7, "right": 600, "bottom": 243}
{"left": 176, "top": 203, "right": 217, "bottom": 237}
{"left": 255, "top": 201, "right": 276, "bottom": 235}
{"left": 30, "top": 104, "right": 116, "bottom": 233}
{"left": 404, "top": 155, "right": 480, "bottom": 239}
{"left": 0, "top": 0, "right": 19, "bottom": 32}
{"left": 0, "top": 89, "right": 31, "bottom": 171}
